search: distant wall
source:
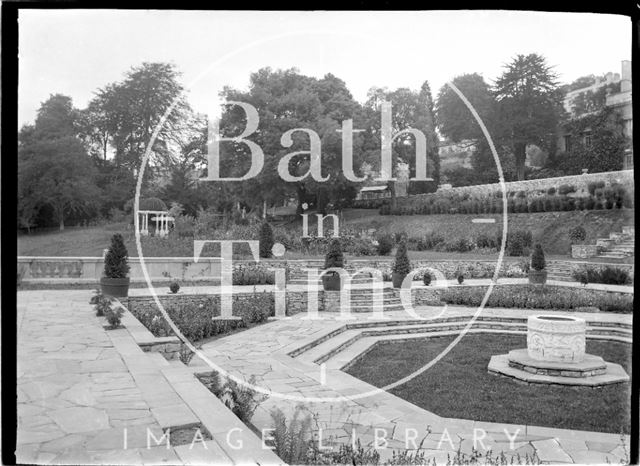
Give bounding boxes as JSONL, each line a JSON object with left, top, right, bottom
{"left": 430, "top": 170, "right": 633, "bottom": 199}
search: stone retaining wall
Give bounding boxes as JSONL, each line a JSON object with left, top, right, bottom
{"left": 420, "top": 170, "right": 634, "bottom": 199}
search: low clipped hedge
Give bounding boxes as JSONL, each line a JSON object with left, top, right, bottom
{"left": 129, "top": 292, "right": 274, "bottom": 341}
{"left": 440, "top": 285, "right": 633, "bottom": 313}
{"left": 572, "top": 265, "right": 633, "bottom": 286}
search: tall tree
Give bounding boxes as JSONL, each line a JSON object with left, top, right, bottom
{"left": 18, "top": 95, "right": 100, "bottom": 230}
{"left": 218, "top": 68, "right": 367, "bottom": 214}
{"left": 87, "top": 62, "right": 191, "bottom": 175}
{"left": 436, "top": 73, "right": 496, "bottom": 143}
{"left": 493, "top": 54, "right": 564, "bottom": 180}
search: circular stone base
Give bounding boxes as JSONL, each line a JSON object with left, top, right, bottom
{"left": 507, "top": 349, "right": 607, "bottom": 377}
{"left": 488, "top": 353, "right": 629, "bottom": 386}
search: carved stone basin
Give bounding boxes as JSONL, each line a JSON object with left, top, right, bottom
{"left": 527, "top": 315, "right": 586, "bottom": 363}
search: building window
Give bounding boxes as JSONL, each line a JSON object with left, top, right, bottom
{"left": 564, "top": 135, "right": 572, "bottom": 153}
{"left": 584, "top": 131, "right": 592, "bottom": 148}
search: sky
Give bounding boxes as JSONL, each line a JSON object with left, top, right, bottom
{"left": 18, "top": 10, "right": 632, "bottom": 127}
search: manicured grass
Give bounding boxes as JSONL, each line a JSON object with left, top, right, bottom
{"left": 18, "top": 222, "right": 132, "bottom": 256}
{"left": 346, "top": 334, "right": 631, "bottom": 434}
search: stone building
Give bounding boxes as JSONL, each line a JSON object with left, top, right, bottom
{"left": 558, "top": 60, "right": 632, "bottom": 169}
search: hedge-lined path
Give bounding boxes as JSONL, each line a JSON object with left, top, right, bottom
{"left": 194, "top": 304, "right": 631, "bottom": 464}
{"left": 16, "top": 290, "right": 282, "bottom": 465}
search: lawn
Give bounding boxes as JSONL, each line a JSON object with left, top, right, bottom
{"left": 346, "top": 334, "right": 631, "bottom": 434}
{"left": 17, "top": 208, "right": 633, "bottom": 260}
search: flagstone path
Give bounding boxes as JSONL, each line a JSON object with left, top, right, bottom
{"left": 16, "top": 290, "right": 282, "bottom": 465}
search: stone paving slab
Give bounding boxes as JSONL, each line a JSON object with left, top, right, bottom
{"left": 16, "top": 290, "right": 282, "bottom": 465}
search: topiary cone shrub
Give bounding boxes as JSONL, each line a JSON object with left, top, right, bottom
{"left": 100, "top": 233, "right": 131, "bottom": 297}
{"left": 392, "top": 241, "right": 411, "bottom": 288}
{"left": 259, "top": 222, "right": 274, "bottom": 259}
{"left": 528, "top": 243, "right": 547, "bottom": 285}
{"left": 323, "top": 239, "right": 344, "bottom": 291}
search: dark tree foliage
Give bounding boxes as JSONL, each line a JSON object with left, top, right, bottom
{"left": 259, "top": 222, "right": 274, "bottom": 259}
{"left": 494, "top": 54, "right": 564, "bottom": 180}
{"left": 104, "top": 234, "right": 130, "bottom": 278}
{"left": 530, "top": 244, "right": 546, "bottom": 271}
{"left": 324, "top": 239, "right": 344, "bottom": 270}
{"left": 392, "top": 241, "right": 411, "bottom": 275}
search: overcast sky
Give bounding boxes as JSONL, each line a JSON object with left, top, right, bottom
{"left": 18, "top": 10, "right": 631, "bottom": 127}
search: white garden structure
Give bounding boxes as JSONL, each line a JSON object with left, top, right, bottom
{"left": 136, "top": 210, "right": 174, "bottom": 237}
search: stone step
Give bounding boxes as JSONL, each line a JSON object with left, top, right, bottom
{"left": 309, "top": 321, "right": 633, "bottom": 366}
{"left": 290, "top": 316, "right": 633, "bottom": 360}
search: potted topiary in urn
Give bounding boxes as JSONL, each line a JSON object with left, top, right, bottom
{"left": 322, "top": 239, "right": 344, "bottom": 291}
{"left": 528, "top": 243, "right": 547, "bottom": 285}
{"left": 392, "top": 241, "right": 411, "bottom": 288}
{"left": 100, "top": 233, "right": 131, "bottom": 297}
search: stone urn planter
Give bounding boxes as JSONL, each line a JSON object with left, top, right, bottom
{"left": 323, "top": 239, "right": 344, "bottom": 291}
{"left": 392, "top": 273, "right": 407, "bottom": 288}
{"left": 528, "top": 269, "right": 547, "bottom": 285}
{"left": 527, "top": 315, "right": 586, "bottom": 363}
{"left": 322, "top": 274, "right": 341, "bottom": 291}
{"left": 100, "top": 277, "right": 131, "bottom": 298}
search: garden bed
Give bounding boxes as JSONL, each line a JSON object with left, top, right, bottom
{"left": 125, "top": 292, "right": 275, "bottom": 342}
{"left": 440, "top": 284, "right": 633, "bottom": 313}
{"left": 346, "top": 334, "right": 631, "bottom": 434}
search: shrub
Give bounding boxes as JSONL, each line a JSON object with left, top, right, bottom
{"left": 130, "top": 293, "right": 275, "bottom": 341}
{"left": 546, "top": 187, "right": 556, "bottom": 195}
{"left": 530, "top": 244, "right": 546, "bottom": 271}
{"left": 558, "top": 184, "right": 576, "bottom": 195}
{"left": 94, "top": 294, "right": 111, "bottom": 317}
{"left": 375, "top": 235, "right": 393, "bottom": 255}
{"left": 568, "top": 226, "right": 586, "bottom": 244}
{"left": 506, "top": 230, "right": 532, "bottom": 256}
{"left": 600, "top": 266, "right": 632, "bottom": 285}
{"left": 104, "top": 303, "right": 124, "bottom": 328}
{"left": 457, "top": 274, "right": 464, "bottom": 284}
{"left": 475, "top": 233, "right": 497, "bottom": 249}
{"left": 587, "top": 180, "right": 605, "bottom": 196}
{"left": 169, "top": 280, "right": 180, "bottom": 294}
{"left": 324, "top": 238, "right": 344, "bottom": 271}
{"left": 573, "top": 265, "right": 632, "bottom": 285}
{"left": 441, "top": 285, "right": 633, "bottom": 313}
{"left": 259, "top": 222, "right": 274, "bottom": 258}
{"left": 103, "top": 234, "right": 130, "bottom": 278}
{"left": 173, "top": 214, "right": 196, "bottom": 238}
{"left": 423, "top": 272, "right": 432, "bottom": 286}
{"left": 392, "top": 241, "right": 411, "bottom": 275}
